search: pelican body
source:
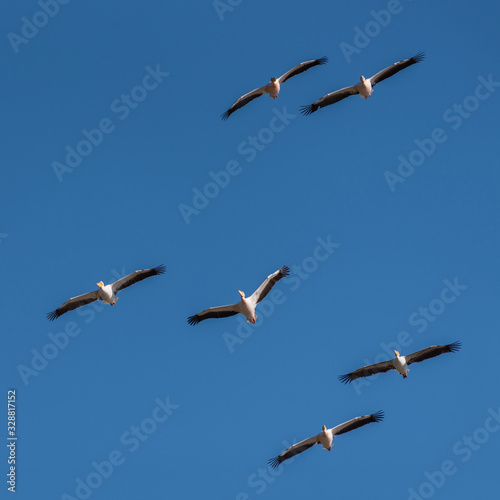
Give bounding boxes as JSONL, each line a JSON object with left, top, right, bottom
{"left": 237, "top": 290, "right": 257, "bottom": 323}
{"left": 96, "top": 281, "right": 118, "bottom": 305}
{"left": 357, "top": 75, "right": 373, "bottom": 98}
{"left": 318, "top": 425, "right": 334, "bottom": 451}
{"left": 265, "top": 77, "right": 280, "bottom": 99}
{"left": 392, "top": 350, "right": 409, "bottom": 378}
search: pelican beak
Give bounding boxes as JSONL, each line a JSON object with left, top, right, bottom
{"left": 322, "top": 425, "right": 327, "bottom": 431}
{"left": 96, "top": 281, "right": 104, "bottom": 288}
{"left": 394, "top": 350, "right": 399, "bottom": 357}
{"left": 238, "top": 290, "right": 245, "bottom": 298}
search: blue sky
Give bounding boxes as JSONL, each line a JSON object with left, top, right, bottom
{"left": 2, "top": 1, "right": 500, "bottom": 499}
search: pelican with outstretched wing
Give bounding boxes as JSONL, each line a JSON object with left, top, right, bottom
{"left": 301, "top": 52, "right": 424, "bottom": 115}
{"left": 222, "top": 57, "right": 327, "bottom": 119}
{"left": 339, "top": 342, "right": 461, "bottom": 383}
{"left": 47, "top": 265, "right": 166, "bottom": 320}
{"left": 268, "top": 411, "right": 384, "bottom": 468}
{"left": 188, "top": 265, "right": 289, "bottom": 325}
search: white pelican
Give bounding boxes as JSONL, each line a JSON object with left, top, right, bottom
{"left": 301, "top": 52, "right": 424, "bottom": 115}
{"left": 338, "top": 341, "right": 461, "bottom": 383}
{"left": 221, "top": 57, "right": 327, "bottom": 120}
{"left": 47, "top": 265, "right": 166, "bottom": 320}
{"left": 187, "top": 265, "right": 289, "bottom": 325}
{"left": 268, "top": 411, "right": 384, "bottom": 468}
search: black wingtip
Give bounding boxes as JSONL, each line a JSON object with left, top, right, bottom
{"left": 372, "top": 410, "right": 384, "bottom": 422}
{"left": 154, "top": 264, "right": 167, "bottom": 275}
{"left": 413, "top": 51, "right": 425, "bottom": 63}
{"left": 221, "top": 110, "right": 231, "bottom": 121}
{"left": 448, "top": 341, "right": 462, "bottom": 352}
{"left": 187, "top": 315, "right": 199, "bottom": 326}
{"left": 338, "top": 374, "right": 352, "bottom": 385}
{"left": 280, "top": 265, "right": 290, "bottom": 277}
{"left": 300, "top": 104, "right": 315, "bottom": 116}
{"left": 268, "top": 457, "right": 280, "bottom": 469}
{"left": 46, "top": 310, "right": 58, "bottom": 321}
{"left": 316, "top": 56, "right": 328, "bottom": 66}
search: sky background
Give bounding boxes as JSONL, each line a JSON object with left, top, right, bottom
{"left": 1, "top": 1, "right": 500, "bottom": 499}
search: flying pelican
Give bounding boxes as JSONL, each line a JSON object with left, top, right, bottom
{"left": 187, "top": 265, "right": 289, "bottom": 325}
{"left": 268, "top": 411, "right": 384, "bottom": 468}
{"left": 301, "top": 52, "right": 424, "bottom": 115}
{"left": 46, "top": 265, "right": 166, "bottom": 320}
{"left": 338, "top": 341, "right": 461, "bottom": 383}
{"left": 222, "top": 57, "right": 327, "bottom": 120}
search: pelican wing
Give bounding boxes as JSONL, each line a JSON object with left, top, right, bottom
{"left": 278, "top": 57, "right": 328, "bottom": 84}
{"left": 47, "top": 291, "right": 99, "bottom": 321}
{"left": 369, "top": 51, "right": 425, "bottom": 87}
{"left": 111, "top": 265, "right": 166, "bottom": 293}
{"left": 331, "top": 411, "right": 384, "bottom": 436}
{"left": 300, "top": 86, "right": 359, "bottom": 115}
{"left": 249, "top": 265, "right": 290, "bottom": 306}
{"left": 268, "top": 435, "right": 319, "bottom": 468}
{"left": 405, "top": 341, "right": 461, "bottom": 366}
{"left": 187, "top": 303, "right": 241, "bottom": 325}
{"left": 338, "top": 359, "right": 395, "bottom": 384}
{"left": 221, "top": 87, "right": 267, "bottom": 120}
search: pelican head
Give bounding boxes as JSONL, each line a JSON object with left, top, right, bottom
{"left": 96, "top": 281, "right": 104, "bottom": 288}
{"left": 270, "top": 76, "right": 277, "bottom": 83}
{"left": 394, "top": 349, "right": 400, "bottom": 357}
{"left": 360, "top": 75, "right": 365, "bottom": 82}
{"left": 238, "top": 290, "right": 245, "bottom": 298}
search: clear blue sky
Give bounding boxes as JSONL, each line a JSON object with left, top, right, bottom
{"left": 2, "top": 1, "right": 500, "bottom": 499}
